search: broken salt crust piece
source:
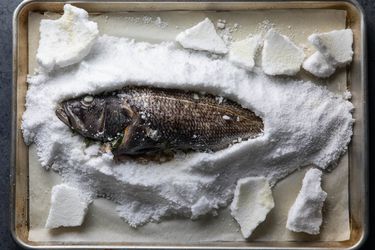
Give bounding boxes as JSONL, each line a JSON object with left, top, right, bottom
{"left": 176, "top": 18, "right": 228, "bottom": 54}
{"left": 261, "top": 29, "right": 305, "bottom": 76}
{"left": 191, "top": 196, "right": 218, "bottom": 219}
{"left": 286, "top": 168, "right": 327, "bottom": 235}
{"left": 45, "top": 184, "right": 89, "bottom": 229}
{"left": 228, "top": 35, "right": 261, "bottom": 71}
{"left": 303, "top": 51, "right": 336, "bottom": 78}
{"left": 308, "top": 29, "right": 353, "bottom": 67}
{"left": 36, "top": 4, "right": 99, "bottom": 72}
{"left": 230, "top": 177, "right": 274, "bottom": 238}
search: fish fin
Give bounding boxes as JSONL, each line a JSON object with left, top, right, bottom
{"left": 112, "top": 119, "right": 165, "bottom": 157}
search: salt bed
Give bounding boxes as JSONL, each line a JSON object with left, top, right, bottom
{"left": 23, "top": 20, "right": 354, "bottom": 228}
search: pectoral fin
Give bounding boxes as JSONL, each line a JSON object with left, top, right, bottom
{"left": 112, "top": 119, "right": 165, "bottom": 157}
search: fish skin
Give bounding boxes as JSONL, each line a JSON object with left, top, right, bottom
{"left": 56, "top": 86, "right": 264, "bottom": 157}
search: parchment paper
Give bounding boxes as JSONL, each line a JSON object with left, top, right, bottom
{"left": 27, "top": 9, "right": 350, "bottom": 243}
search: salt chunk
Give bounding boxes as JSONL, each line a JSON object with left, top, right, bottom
{"left": 308, "top": 29, "right": 353, "bottom": 67}
{"left": 230, "top": 177, "right": 274, "bottom": 238}
{"left": 45, "top": 184, "right": 89, "bottom": 229}
{"left": 343, "top": 90, "right": 352, "bottom": 100}
{"left": 176, "top": 18, "right": 228, "bottom": 54}
{"left": 286, "top": 168, "right": 327, "bottom": 235}
{"left": 217, "top": 22, "right": 226, "bottom": 29}
{"left": 228, "top": 35, "right": 261, "bottom": 71}
{"left": 37, "top": 4, "right": 99, "bottom": 72}
{"left": 262, "top": 29, "right": 305, "bottom": 76}
{"left": 191, "top": 196, "right": 217, "bottom": 219}
{"left": 303, "top": 51, "right": 336, "bottom": 78}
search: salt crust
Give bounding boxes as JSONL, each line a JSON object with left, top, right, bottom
{"left": 45, "top": 184, "right": 90, "bottom": 229}
{"left": 228, "top": 35, "right": 261, "bottom": 71}
{"left": 286, "top": 168, "right": 327, "bottom": 235}
{"left": 23, "top": 10, "right": 353, "bottom": 227}
{"left": 230, "top": 177, "right": 274, "bottom": 238}
{"left": 36, "top": 4, "right": 99, "bottom": 72}
{"left": 308, "top": 29, "right": 353, "bottom": 67}
{"left": 176, "top": 18, "right": 228, "bottom": 54}
{"left": 262, "top": 29, "right": 305, "bottom": 76}
{"left": 303, "top": 51, "right": 336, "bottom": 78}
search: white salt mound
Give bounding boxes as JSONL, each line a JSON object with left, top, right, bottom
{"left": 286, "top": 168, "right": 327, "bottom": 235}
{"left": 45, "top": 184, "right": 90, "bottom": 229}
{"left": 308, "top": 29, "right": 353, "bottom": 67}
{"left": 262, "top": 29, "right": 305, "bottom": 76}
{"left": 36, "top": 4, "right": 99, "bottom": 72}
{"left": 228, "top": 35, "right": 261, "bottom": 71}
{"left": 303, "top": 51, "right": 336, "bottom": 78}
{"left": 23, "top": 35, "right": 353, "bottom": 227}
{"left": 176, "top": 18, "right": 228, "bottom": 54}
{"left": 23, "top": 35, "right": 354, "bottom": 227}
{"left": 230, "top": 177, "right": 274, "bottom": 238}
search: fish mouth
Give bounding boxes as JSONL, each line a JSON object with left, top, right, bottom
{"left": 55, "top": 104, "right": 71, "bottom": 127}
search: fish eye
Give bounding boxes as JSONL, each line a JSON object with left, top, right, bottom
{"left": 82, "top": 95, "right": 94, "bottom": 106}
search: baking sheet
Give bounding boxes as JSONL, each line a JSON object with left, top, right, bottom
{"left": 27, "top": 9, "right": 350, "bottom": 243}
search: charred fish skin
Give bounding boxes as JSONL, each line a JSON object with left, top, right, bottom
{"left": 56, "top": 86, "right": 264, "bottom": 157}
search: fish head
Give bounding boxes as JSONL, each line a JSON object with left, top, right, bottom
{"left": 56, "top": 94, "right": 108, "bottom": 140}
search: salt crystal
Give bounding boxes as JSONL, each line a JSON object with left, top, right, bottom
{"left": 303, "top": 51, "right": 336, "bottom": 78}
{"left": 36, "top": 4, "right": 99, "bottom": 72}
{"left": 45, "top": 184, "right": 90, "bottom": 229}
{"left": 176, "top": 18, "right": 228, "bottom": 54}
{"left": 261, "top": 29, "right": 305, "bottom": 76}
{"left": 230, "top": 177, "right": 274, "bottom": 238}
{"left": 286, "top": 168, "right": 327, "bottom": 235}
{"left": 228, "top": 35, "right": 261, "bottom": 71}
{"left": 217, "top": 22, "right": 226, "bottom": 29}
{"left": 343, "top": 90, "right": 352, "bottom": 100}
{"left": 191, "top": 196, "right": 217, "bottom": 219}
{"left": 308, "top": 29, "right": 353, "bottom": 67}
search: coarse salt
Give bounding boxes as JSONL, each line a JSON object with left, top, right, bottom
{"left": 303, "top": 51, "right": 336, "bottom": 78}
{"left": 45, "top": 184, "right": 90, "bottom": 229}
{"left": 262, "top": 29, "right": 305, "bottom": 76}
{"left": 36, "top": 4, "right": 99, "bottom": 72}
{"left": 228, "top": 35, "right": 261, "bottom": 71}
{"left": 286, "top": 168, "right": 327, "bottom": 235}
{"left": 308, "top": 29, "right": 353, "bottom": 67}
{"left": 176, "top": 18, "right": 228, "bottom": 54}
{"left": 23, "top": 5, "right": 354, "bottom": 227}
{"left": 230, "top": 177, "right": 274, "bottom": 238}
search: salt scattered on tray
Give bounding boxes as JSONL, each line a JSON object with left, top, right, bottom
{"left": 303, "top": 51, "right": 336, "bottom": 78}
{"left": 308, "top": 29, "right": 353, "bottom": 67}
{"left": 230, "top": 177, "right": 274, "bottom": 238}
{"left": 286, "top": 168, "right": 327, "bottom": 235}
{"left": 45, "top": 184, "right": 90, "bottom": 229}
{"left": 176, "top": 18, "right": 228, "bottom": 54}
{"left": 228, "top": 35, "right": 261, "bottom": 71}
{"left": 36, "top": 4, "right": 99, "bottom": 72}
{"left": 261, "top": 29, "right": 305, "bottom": 76}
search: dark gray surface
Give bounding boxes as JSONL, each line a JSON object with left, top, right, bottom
{"left": 0, "top": 1, "right": 373, "bottom": 249}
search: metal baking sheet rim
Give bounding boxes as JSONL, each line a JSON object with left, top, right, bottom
{"left": 10, "top": 0, "right": 368, "bottom": 249}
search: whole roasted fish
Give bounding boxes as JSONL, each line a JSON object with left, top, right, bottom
{"left": 56, "top": 86, "right": 264, "bottom": 158}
